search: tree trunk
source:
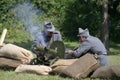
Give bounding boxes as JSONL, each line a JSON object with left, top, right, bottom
{"left": 101, "top": 1, "right": 109, "bottom": 51}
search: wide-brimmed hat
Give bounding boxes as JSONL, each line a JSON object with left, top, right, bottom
{"left": 44, "top": 21, "right": 55, "bottom": 32}
{"left": 77, "top": 28, "right": 90, "bottom": 37}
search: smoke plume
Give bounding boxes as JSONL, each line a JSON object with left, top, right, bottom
{"left": 14, "top": 2, "right": 42, "bottom": 38}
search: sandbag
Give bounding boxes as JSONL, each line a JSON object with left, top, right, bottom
{"left": 50, "top": 59, "right": 77, "bottom": 74}
{"left": 61, "top": 53, "right": 99, "bottom": 79}
{"left": 52, "top": 66, "right": 67, "bottom": 74}
{"left": 91, "top": 65, "right": 120, "bottom": 78}
{"left": 0, "top": 57, "right": 22, "bottom": 68}
{"left": 15, "top": 64, "right": 52, "bottom": 75}
{"left": 0, "top": 43, "right": 33, "bottom": 64}
{"left": 51, "top": 59, "right": 78, "bottom": 68}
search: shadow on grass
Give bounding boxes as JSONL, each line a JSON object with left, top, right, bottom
{"left": 0, "top": 66, "right": 15, "bottom": 71}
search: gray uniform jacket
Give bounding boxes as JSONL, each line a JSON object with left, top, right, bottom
{"left": 73, "top": 36, "right": 107, "bottom": 57}
{"left": 72, "top": 35, "right": 109, "bottom": 66}
{"left": 33, "top": 30, "right": 62, "bottom": 48}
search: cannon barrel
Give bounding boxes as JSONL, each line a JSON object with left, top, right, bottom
{"left": 35, "top": 45, "right": 57, "bottom": 54}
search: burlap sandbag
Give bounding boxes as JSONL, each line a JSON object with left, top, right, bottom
{"left": 51, "top": 59, "right": 78, "bottom": 68}
{"left": 50, "top": 59, "right": 78, "bottom": 74}
{"left": 0, "top": 43, "right": 33, "bottom": 64}
{"left": 0, "top": 57, "right": 22, "bottom": 68}
{"left": 91, "top": 65, "right": 120, "bottom": 78}
{"left": 15, "top": 64, "right": 52, "bottom": 75}
{"left": 52, "top": 66, "right": 67, "bottom": 74}
{"left": 61, "top": 54, "right": 99, "bottom": 79}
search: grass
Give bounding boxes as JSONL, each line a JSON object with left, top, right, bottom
{"left": 0, "top": 41, "right": 120, "bottom": 80}
{"left": 0, "top": 71, "right": 73, "bottom": 80}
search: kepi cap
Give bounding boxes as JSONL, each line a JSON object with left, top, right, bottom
{"left": 44, "top": 21, "right": 55, "bottom": 32}
{"left": 77, "top": 28, "right": 90, "bottom": 37}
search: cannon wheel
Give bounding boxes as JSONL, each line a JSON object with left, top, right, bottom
{"left": 50, "top": 41, "right": 65, "bottom": 58}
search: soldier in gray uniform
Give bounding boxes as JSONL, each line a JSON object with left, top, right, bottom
{"left": 32, "top": 21, "right": 62, "bottom": 48}
{"left": 31, "top": 21, "right": 62, "bottom": 59}
{"left": 65, "top": 28, "right": 109, "bottom": 66}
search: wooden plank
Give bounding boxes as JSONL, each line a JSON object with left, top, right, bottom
{"left": 0, "top": 28, "right": 7, "bottom": 46}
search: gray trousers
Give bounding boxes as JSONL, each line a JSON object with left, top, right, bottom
{"left": 98, "top": 54, "right": 109, "bottom": 66}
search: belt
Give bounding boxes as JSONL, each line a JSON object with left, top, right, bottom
{"left": 97, "top": 52, "right": 107, "bottom": 55}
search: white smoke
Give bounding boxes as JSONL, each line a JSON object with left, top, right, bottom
{"left": 14, "top": 2, "right": 42, "bottom": 38}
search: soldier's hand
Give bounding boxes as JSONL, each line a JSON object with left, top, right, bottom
{"left": 67, "top": 50, "right": 73, "bottom": 54}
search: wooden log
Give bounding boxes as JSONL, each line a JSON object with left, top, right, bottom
{"left": 0, "top": 28, "right": 7, "bottom": 46}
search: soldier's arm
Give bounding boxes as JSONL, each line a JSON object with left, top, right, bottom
{"left": 73, "top": 40, "right": 91, "bottom": 57}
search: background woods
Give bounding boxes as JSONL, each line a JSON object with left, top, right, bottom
{"left": 0, "top": 0, "right": 120, "bottom": 50}
{"left": 0, "top": 1, "right": 120, "bottom": 80}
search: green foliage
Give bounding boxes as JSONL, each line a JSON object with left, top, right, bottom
{"left": 31, "top": 0, "right": 69, "bottom": 29}
{"left": 61, "top": 0, "right": 102, "bottom": 41}
{"left": 117, "top": 3, "right": 120, "bottom": 13}
{"left": 0, "top": 0, "right": 120, "bottom": 47}
{"left": 32, "top": 0, "right": 120, "bottom": 42}
{"left": 108, "top": 0, "right": 120, "bottom": 42}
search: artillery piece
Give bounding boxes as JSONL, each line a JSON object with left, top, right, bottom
{"left": 30, "top": 41, "right": 65, "bottom": 66}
